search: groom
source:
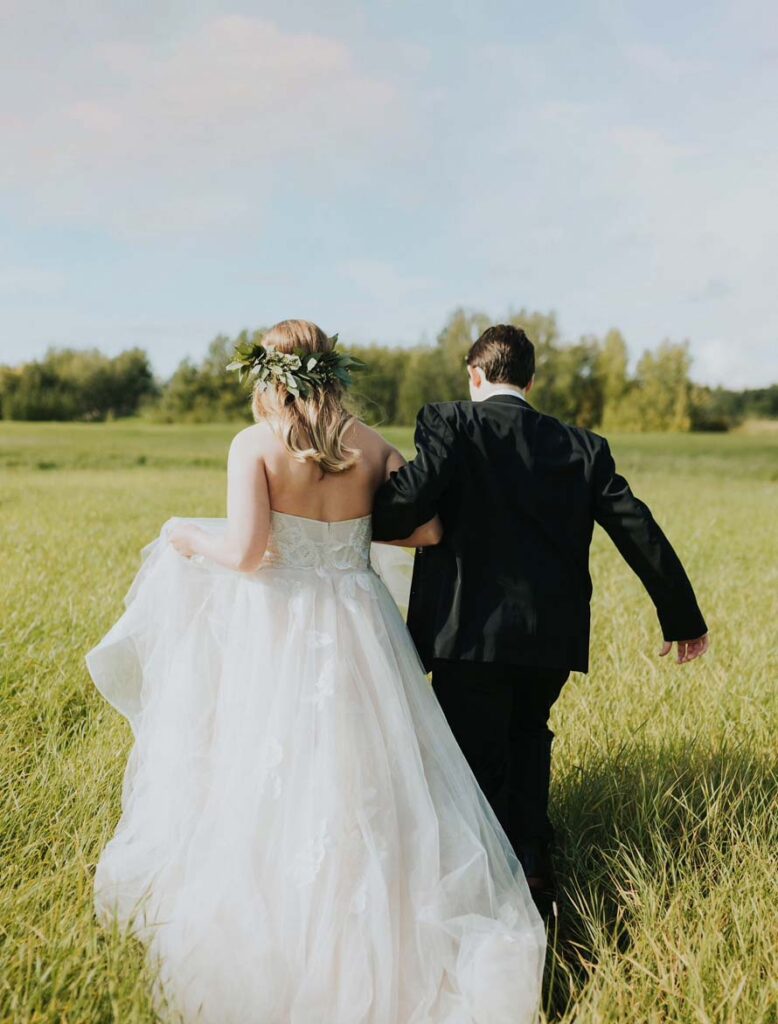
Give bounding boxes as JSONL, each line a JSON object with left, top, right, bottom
{"left": 372, "top": 324, "right": 708, "bottom": 910}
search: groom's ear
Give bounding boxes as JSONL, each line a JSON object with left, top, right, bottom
{"left": 467, "top": 365, "right": 482, "bottom": 388}
{"left": 525, "top": 374, "right": 535, "bottom": 394}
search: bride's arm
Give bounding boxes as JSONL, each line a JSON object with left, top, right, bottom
{"left": 169, "top": 428, "right": 271, "bottom": 571}
{"left": 375, "top": 448, "right": 442, "bottom": 548}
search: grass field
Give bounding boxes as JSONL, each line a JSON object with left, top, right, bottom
{"left": 1, "top": 421, "right": 776, "bottom": 1023}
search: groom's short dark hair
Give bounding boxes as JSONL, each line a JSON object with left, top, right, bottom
{"left": 466, "top": 325, "right": 535, "bottom": 388}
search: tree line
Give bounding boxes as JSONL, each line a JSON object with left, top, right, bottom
{"left": 1, "top": 308, "right": 775, "bottom": 430}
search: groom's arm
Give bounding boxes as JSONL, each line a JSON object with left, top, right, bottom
{"left": 592, "top": 437, "right": 708, "bottom": 645}
{"left": 372, "top": 405, "right": 457, "bottom": 541}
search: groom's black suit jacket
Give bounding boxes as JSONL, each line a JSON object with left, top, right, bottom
{"left": 372, "top": 394, "right": 707, "bottom": 673}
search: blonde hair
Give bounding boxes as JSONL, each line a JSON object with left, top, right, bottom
{"left": 252, "top": 319, "right": 360, "bottom": 474}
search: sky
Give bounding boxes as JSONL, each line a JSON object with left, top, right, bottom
{"left": 1, "top": 0, "right": 776, "bottom": 387}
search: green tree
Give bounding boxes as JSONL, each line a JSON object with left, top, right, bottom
{"left": 622, "top": 341, "right": 693, "bottom": 432}
{"left": 0, "top": 347, "right": 156, "bottom": 421}
{"left": 689, "top": 385, "right": 732, "bottom": 431}
{"left": 548, "top": 337, "right": 603, "bottom": 427}
{"left": 435, "top": 308, "right": 491, "bottom": 402}
{"left": 396, "top": 348, "right": 446, "bottom": 425}
{"left": 598, "top": 329, "right": 636, "bottom": 430}
{"left": 153, "top": 332, "right": 261, "bottom": 423}
{"left": 346, "top": 344, "right": 407, "bottom": 426}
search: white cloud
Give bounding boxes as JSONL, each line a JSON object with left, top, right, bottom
{"left": 0, "top": 15, "right": 403, "bottom": 237}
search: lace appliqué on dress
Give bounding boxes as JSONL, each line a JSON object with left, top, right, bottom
{"left": 263, "top": 514, "right": 372, "bottom": 571}
{"left": 290, "top": 818, "right": 332, "bottom": 886}
{"left": 259, "top": 738, "right": 284, "bottom": 800}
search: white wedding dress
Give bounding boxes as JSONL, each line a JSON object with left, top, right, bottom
{"left": 86, "top": 513, "right": 545, "bottom": 1024}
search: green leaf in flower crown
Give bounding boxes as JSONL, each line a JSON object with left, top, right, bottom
{"left": 225, "top": 330, "right": 365, "bottom": 395}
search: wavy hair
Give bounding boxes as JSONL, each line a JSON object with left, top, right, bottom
{"left": 252, "top": 320, "right": 360, "bottom": 474}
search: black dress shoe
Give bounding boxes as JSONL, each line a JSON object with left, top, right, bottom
{"left": 526, "top": 875, "right": 559, "bottom": 920}
{"left": 516, "top": 841, "right": 559, "bottom": 919}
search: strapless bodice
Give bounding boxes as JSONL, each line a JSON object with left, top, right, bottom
{"left": 263, "top": 511, "right": 372, "bottom": 571}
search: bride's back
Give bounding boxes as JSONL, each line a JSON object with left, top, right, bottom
{"left": 259, "top": 419, "right": 392, "bottom": 523}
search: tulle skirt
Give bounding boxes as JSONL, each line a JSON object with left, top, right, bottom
{"left": 86, "top": 518, "right": 545, "bottom": 1024}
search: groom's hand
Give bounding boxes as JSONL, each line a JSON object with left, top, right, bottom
{"left": 659, "top": 633, "right": 709, "bottom": 664}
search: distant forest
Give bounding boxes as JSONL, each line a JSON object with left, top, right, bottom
{"left": 1, "top": 309, "right": 775, "bottom": 431}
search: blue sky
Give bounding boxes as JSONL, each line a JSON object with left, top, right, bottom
{"left": 1, "top": 0, "right": 776, "bottom": 386}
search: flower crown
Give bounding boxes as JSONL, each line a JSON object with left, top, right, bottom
{"left": 226, "top": 334, "right": 364, "bottom": 399}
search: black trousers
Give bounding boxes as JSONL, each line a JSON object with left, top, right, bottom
{"left": 431, "top": 660, "right": 568, "bottom": 877}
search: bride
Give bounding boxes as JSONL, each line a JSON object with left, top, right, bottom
{"left": 86, "top": 319, "right": 546, "bottom": 1024}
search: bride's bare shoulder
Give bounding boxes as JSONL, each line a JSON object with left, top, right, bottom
{"left": 348, "top": 420, "right": 404, "bottom": 478}
{"left": 228, "top": 422, "right": 278, "bottom": 457}
{"left": 349, "top": 420, "right": 394, "bottom": 456}
{"left": 348, "top": 419, "right": 386, "bottom": 444}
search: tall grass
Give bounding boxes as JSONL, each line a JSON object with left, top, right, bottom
{"left": 1, "top": 424, "right": 776, "bottom": 1023}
